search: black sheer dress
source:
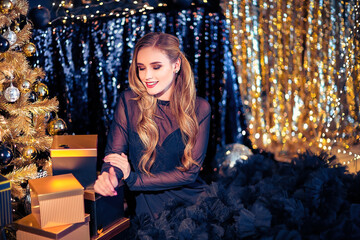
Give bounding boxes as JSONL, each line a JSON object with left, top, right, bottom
{"left": 101, "top": 89, "right": 211, "bottom": 220}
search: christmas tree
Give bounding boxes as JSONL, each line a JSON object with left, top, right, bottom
{"left": 0, "top": 0, "right": 65, "bottom": 219}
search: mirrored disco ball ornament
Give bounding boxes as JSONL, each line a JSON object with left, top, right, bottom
{"left": 4, "top": 84, "right": 20, "bottom": 102}
{"left": 3, "top": 29, "right": 17, "bottom": 45}
{"left": 216, "top": 143, "right": 253, "bottom": 169}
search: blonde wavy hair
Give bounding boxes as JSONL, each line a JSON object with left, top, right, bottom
{"left": 128, "top": 32, "right": 199, "bottom": 175}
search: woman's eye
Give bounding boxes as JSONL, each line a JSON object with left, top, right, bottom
{"left": 153, "top": 65, "right": 161, "bottom": 70}
{"left": 138, "top": 67, "right": 145, "bottom": 71}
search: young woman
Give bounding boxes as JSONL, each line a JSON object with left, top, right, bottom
{"left": 94, "top": 32, "right": 211, "bottom": 220}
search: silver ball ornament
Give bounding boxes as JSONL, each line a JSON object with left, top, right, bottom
{"left": 3, "top": 29, "right": 17, "bottom": 45}
{"left": 20, "top": 80, "right": 31, "bottom": 92}
{"left": 4, "top": 84, "right": 20, "bottom": 102}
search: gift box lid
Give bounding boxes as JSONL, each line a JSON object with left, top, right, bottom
{"left": 16, "top": 213, "right": 90, "bottom": 238}
{"left": 0, "top": 175, "right": 11, "bottom": 191}
{"left": 50, "top": 135, "right": 97, "bottom": 157}
{"left": 28, "top": 174, "right": 83, "bottom": 201}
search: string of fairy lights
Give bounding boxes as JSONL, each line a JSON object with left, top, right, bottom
{"left": 38, "top": 0, "right": 212, "bottom": 25}
{"left": 48, "top": 0, "right": 159, "bottom": 25}
{"left": 223, "top": 0, "right": 360, "bottom": 169}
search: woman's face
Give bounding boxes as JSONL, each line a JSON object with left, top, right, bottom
{"left": 136, "top": 47, "right": 180, "bottom": 101}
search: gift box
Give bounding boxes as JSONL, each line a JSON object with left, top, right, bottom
{"left": 28, "top": 173, "right": 85, "bottom": 228}
{"left": 92, "top": 217, "right": 130, "bottom": 240}
{"left": 50, "top": 134, "right": 98, "bottom": 188}
{"left": 84, "top": 183, "right": 125, "bottom": 237}
{"left": 0, "top": 175, "right": 12, "bottom": 227}
{"left": 16, "top": 213, "right": 90, "bottom": 240}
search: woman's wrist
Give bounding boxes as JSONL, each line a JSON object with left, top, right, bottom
{"left": 124, "top": 171, "right": 135, "bottom": 186}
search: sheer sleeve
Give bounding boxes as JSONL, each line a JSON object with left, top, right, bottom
{"left": 101, "top": 93, "right": 129, "bottom": 179}
{"left": 125, "top": 99, "right": 211, "bottom": 191}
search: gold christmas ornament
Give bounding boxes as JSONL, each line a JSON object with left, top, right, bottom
{"left": 10, "top": 22, "right": 20, "bottom": 33}
{"left": 0, "top": 0, "right": 13, "bottom": 14}
{"left": 23, "top": 42, "right": 37, "bottom": 57}
{"left": 20, "top": 80, "right": 31, "bottom": 92}
{"left": 22, "top": 145, "right": 37, "bottom": 160}
{"left": 47, "top": 118, "right": 67, "bottom": 136}
{"left": 33, "top": 82, "right": 49, "bottom": 100}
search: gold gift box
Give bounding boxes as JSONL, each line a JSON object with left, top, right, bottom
{"left": 0, "top": 174, "right": 12, "bottom": 227}
{"left": 16, "top": 213, "right": 90, "bottom": 240}
{"left": 50, "top": 135, "right": 97, "bottom": 158}
{"left": 28, "top": 173, "right": 85, "bottom": 228}
{"left": 50, "top": 135, "right": 98, "bottom": 188}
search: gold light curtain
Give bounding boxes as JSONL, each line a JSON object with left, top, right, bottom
{"left": 222, "top": 0, "right": 360, "bottom": 161}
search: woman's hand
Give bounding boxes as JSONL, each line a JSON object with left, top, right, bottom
{"left": 94, "top": 167, "right": 118, "bottom": 196}
{"left": 104, "top": 153, "right": 131, "bottom": 180}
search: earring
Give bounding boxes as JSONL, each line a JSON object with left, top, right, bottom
{"left": 175, "top": 70, "right": 179, "bottom": 73}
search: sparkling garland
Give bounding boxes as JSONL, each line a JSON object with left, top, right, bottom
{"left": 223, "top": 0, "right": 360, "bottom": 167}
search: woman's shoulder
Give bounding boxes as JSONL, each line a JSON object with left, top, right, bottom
{"left": 120, "top": 88, "right": 137, "bottom": 99}
{"left": 116, "top": 89, "right": 138, "bottom": 112}
{"left": 195, "top": 96, "right": 211, "bottom": 119}
{"left": 196, "top": 96, "right": 210, "bottom": 110}
{"left": 118, "top": 89, "right": 138, "bottom": 105}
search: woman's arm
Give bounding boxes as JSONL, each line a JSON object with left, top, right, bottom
{"left": 95, "top": 93, "right": 129, "bottom": 196}
{"left": 100, "top": 93, "right": 129, "bottom": 178}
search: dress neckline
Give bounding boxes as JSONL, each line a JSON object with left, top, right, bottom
{"left": 157, "top": 99, "right": 170, "bottom": 106}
